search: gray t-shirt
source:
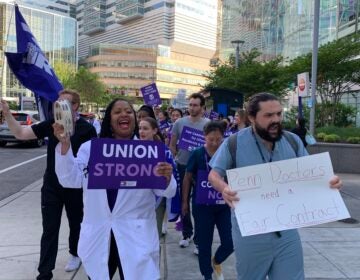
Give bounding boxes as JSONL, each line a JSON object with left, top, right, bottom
{"left": 210, "top": 127, "right": 308, "bottom": 177}
{"left": 172, "top": 116, "right": 210, "bottom": 165}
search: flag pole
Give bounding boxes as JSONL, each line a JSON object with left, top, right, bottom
{"left": 1, "top": 2, "right": 16, "bottom": 99}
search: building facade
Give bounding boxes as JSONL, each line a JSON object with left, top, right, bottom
{"left": 221, "top": 0, "right": 360, "bottom": 125}
{"left": 221, "top": 0, "right": 359, "bottom": 61}
{"left": 75, "top": 0, "right": 218, "bottom": 100}
{"left": 13, "top": 0, "right": 71, "bottom": 15}
{"left": 0, "top": 2, "right": 77, "bottom": 99}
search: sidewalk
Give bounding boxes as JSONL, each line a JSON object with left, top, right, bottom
{"left": 0, "top": 174, "right": 359, "bottom": 280}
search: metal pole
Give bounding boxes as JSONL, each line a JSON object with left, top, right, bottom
{"left": 310, "top": 0, "right": 320, "bottom": 135}
{"left": 235, "top": 44, "right": 239, "bottom": 68}
{"left": 356, "top": 0, "right": 359, "bottom": 34}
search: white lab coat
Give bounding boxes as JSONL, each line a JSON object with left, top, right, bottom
{"left": 55, "top": 140, "right": 177, "bottom": 280}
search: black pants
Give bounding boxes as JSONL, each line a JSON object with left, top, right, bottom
{"left": 88, "top": 231, "right": 124, "bottom": 280}
{"left": 193, "top": 204, "right": 234, "bottom": 279}
{"left": 37, "top": 186, "right": 83, "bottom": 280}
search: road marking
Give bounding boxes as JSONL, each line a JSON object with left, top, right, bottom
{"left": 0, "top": 154, "right": 46, "bottom": 174}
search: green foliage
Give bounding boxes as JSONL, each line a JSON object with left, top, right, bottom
{"left": 53, "top": 61, "right": 76, "bottom": 88}
{"left": 71, "top": 66, "right": 107, "bottom": 107}
{"left": 323, "top": 134, "right": 341, "bottom": 142}
{"left": 7, "top": 101, "right": 18, "bottom": 110}
{"left": 284, "top": 102, "right": 355, "bottom": 127}
{"left": 287, "top": 35, "right": 360, "bottom": 125}
{"left": 316, "top": 126, "right": 360, "bottom": 140}
{"left": 204, "top": 48, "right": 292, "bottom": 101}
{"left": 316, "top": 132, "right": 327, "bottom": 140}
{"left": 314, "top": 102, "right": 356, "bottom": 127}
{"left": 347, "top": 137, "right": 360, "bottom": 144}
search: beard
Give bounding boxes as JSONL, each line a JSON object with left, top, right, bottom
{"left": 255, "top": 122, "right": 283, "bottom": 142}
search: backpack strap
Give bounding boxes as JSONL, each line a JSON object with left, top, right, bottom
{"left": 283, "top": 131, "right": 299, "bottom": 157}
{"left": 228, "top": 133, "right": 238, "bottom": 168}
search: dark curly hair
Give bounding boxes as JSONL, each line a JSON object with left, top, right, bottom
{"left": 99, "top": 98, "right": 139, "bottom": 139}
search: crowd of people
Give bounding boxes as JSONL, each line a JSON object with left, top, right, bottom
{"left": 0, "top": 90, "right": 342, "bottom": 280}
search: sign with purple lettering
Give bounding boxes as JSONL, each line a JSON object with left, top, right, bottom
{"left": 159, "top": 120, "right": 170, "bottom": 131}
{"left": 140, "top": 83, "right": 162, "bottom": 107}
{"left": 209, "top": 110, "right": 219, "bottom": 120}
{"left": 177, "top": 126, "right": 205, "bottom": 151}
{"left": 196, "top": 170, "right": 225, "bottom": 205}
{"left": 203, "top": 111, "right": 210, "bottom": 118}
{"left": 88, "top": 138, "right": 167, "bottom": 189}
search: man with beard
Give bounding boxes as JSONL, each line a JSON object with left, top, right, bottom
{"left": 170, "top": 92, "right": 209, "bottom": 250}
{"left": 208, "top": 93, "right": 343, "bottom": 279}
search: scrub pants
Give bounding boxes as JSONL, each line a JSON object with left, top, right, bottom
{"left": 231, "top": 211, "right": 305, "bottom": 280}
{"left": 193, "top": 204, "right": 233, "bottom": 279}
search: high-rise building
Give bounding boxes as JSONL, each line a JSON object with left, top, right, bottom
{"left": 221, "top": 0, "right": 360, "bottom": 124}
{"left": 76, "top": 0, "right": 218, "bottom": 100}
{"left": 0, "top": 2, "right": 77, "bottom": 99}
{"left": 221, "top": 0, "right": 359, "bottom": 61}
{"left": 13, "top": 0, "right": 71, "bottom": 15}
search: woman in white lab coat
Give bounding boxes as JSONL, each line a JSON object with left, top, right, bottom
{"left": 53, "top": 98, "right": 177, "bottom": 280}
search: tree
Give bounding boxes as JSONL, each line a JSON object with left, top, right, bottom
{"left": 71, "top": 67, "right": 107, "bottom": 110}
{"left": 53, "top": 61, "right": 76, "bottom": 88}
{"left": 204, "top": 49, "right": 292, "bottom": 100}
{"left": 287, "top": 34, "right": 360, "bottom": 125}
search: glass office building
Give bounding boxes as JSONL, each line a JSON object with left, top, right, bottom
{"left": 222, "top": 0, "right": 359, "bottom": 60}
{"left": 221, "top": 0, "right": 360, "bottom": 125}
{"left": 0, "top": 2, "right": 77, "bottom": 99}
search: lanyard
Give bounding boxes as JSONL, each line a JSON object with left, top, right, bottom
{"left": 252, "top": 129, "right": 275, "bottom": 163}
{"left": 204, "top": 149, "right": 211, "bottom": 172}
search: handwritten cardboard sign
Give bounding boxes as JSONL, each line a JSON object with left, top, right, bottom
{"left": 226, "top": 152, "right": 350, "bottom": 236}
{"left": 88, "top": 138, "right": 167, "bottom": 189}
{"left": 177, "top": 126, "right": 205, "bottom": 152}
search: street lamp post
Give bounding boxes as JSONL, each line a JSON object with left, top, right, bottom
{"left": 231, "top": 40, "right": 245, "bottom": 68}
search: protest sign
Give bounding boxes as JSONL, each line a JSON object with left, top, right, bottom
{"left": 88, "top": 138, "right": 167, "bottom": 189}
{"left": 140, "top": 83, "right": 162, "bottom": 107}
{"left": 226, "top": 152, "right": 350, "bottom": 236}
{"left": 196, "top": 170, "right": 225, "bottom": 205}
{"left": 177, "top": 126, "right": 205, "bottom": 151}
{"left": 159, "top": 120, "right": 170, "bottom": 131}
{"left": 209, "top": 110, "right": 219, "bottom": 120}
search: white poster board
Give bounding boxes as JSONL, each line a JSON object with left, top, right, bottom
{"left": 226, "top": 153, "right": 350, "bottom": 236}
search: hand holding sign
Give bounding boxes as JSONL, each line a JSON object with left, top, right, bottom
{"left": 226, "top": 153, "right": 349, "bottom": 236}
{"left": 155, "top": 162, "right": 173, "bottom": 185}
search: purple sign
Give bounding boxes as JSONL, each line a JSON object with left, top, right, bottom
{"left": 209, "top": 110, "right": 219, "bottom": 120}
{"left": 140, "top": 83, "right": 162, "bottom": 107}
{"left": 177, "top": 126, "right": 205, "bottom": 152}
{"left": 203, "top": 111, "right": 210, "bottom": 118}
{"left": 159, "top": 120, "right": 170, "bottom": 131}
{"left": 224, "top": 129, "right": 233, "bottom": 138}
{"left": 195, "top": 170, "right": 225, "bottom": 205}
{"left": 88, "top": 138, "right": 167, "bottom": 189}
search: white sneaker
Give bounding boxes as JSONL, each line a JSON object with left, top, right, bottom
{"left": 193, "top": 245, "right": 199, "bottom": 255}
{"left": 162, "top": 221, "right": 168, "bottom": 235}
{"left": 65, "top": 255, "right": 81, "bottom": 272}
{"left": 179, "top": 237, "right": 191, "bottom": 248}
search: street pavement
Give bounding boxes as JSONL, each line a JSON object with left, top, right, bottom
{"left": 0, "top": 174, "right": 359, "bottom": 280}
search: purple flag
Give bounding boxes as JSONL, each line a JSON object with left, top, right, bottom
{"left": 88, "top": 138, "right": 167, "bottom": 189}
{"left": 5, "top": 5, "right": 63, "bottom": 120}
{"left": 140, "top": 83, "right": 162, "bottom": 107}
{"left": 177, "top": 126, "right": 205, "bottom": 152}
